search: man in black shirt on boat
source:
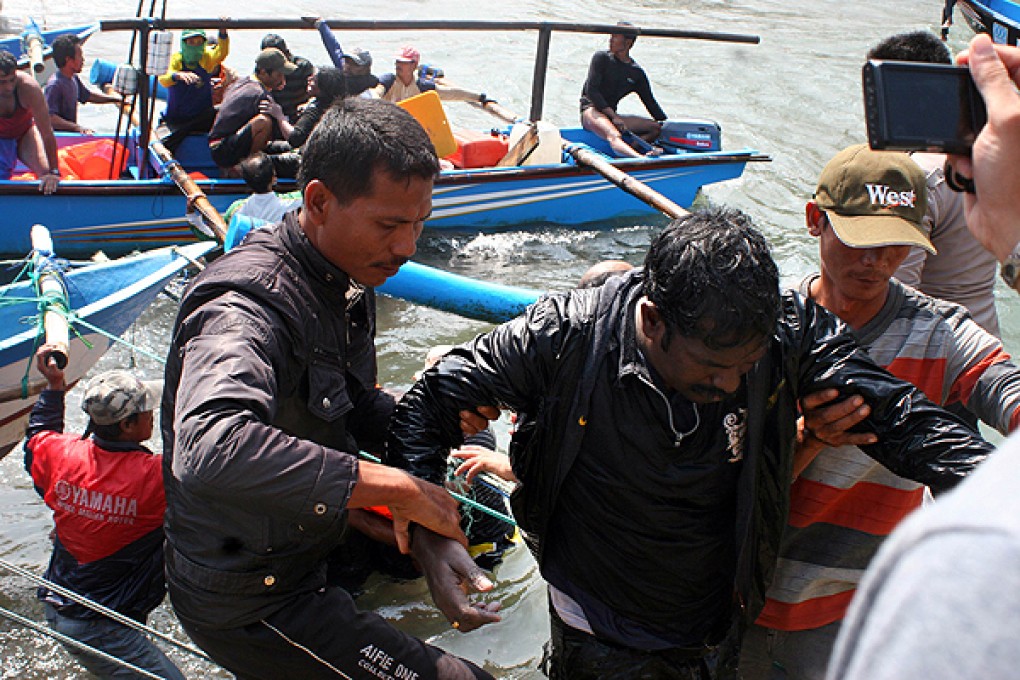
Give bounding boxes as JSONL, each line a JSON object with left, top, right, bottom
{"left": 580, "top": 22, "right": 668, "bottom": 159}
{"left": 387, "top": 207, "right": 994, "bottom": 679}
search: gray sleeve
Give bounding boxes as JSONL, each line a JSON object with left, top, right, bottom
{"left": 828, "top": 531, "right": 1020, "bottom": 680}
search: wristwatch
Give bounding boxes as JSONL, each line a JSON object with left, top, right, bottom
{"left": 1000, "top": 241, "right": 1020, "bottom": 290}
{"left": 47, "top": 168, "right": 60, "bottom": 177}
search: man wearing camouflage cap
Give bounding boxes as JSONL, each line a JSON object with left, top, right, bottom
{"left": 22, "top": 344, "right": 183, "bottom": 680}
{"left": 740, "top": 144, "right": 1020, "bottom": 679}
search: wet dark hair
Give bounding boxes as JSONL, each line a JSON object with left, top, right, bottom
{"left": 642, "top": 207, "right": 781, "bottom": 350}
{"left": 51, "top": 34, "right": 82, "bottom": 69}
{"left": 867, "top": 31, "right": 951, "bottom": 65}
{"left": 260, "top": 33, "right": 290, "bottom": 58}
{"left": 239, "top": 152, "right": 275, "bottom": 193}
{"left": 315, "top": 66, "right": 346, "bottom": 105}
{"left": 298, "top": 98, "right": 439, "bottom": 204}
{"left": 0, "top": 50, "right": 17, "bottom": 75}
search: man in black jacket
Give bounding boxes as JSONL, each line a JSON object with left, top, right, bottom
{"left": 162, "top": 98, "right": 495, "bottom": 680}
{"left": 387, "top": 208, "right": 994, "bottom": 679}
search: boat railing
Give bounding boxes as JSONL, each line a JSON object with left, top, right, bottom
{"left": 98, "top": 18, "right": 760, "bottom": 175}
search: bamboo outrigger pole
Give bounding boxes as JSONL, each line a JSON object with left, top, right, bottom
{"left": 149, "top": 139, "right": 228, "bottom": 243}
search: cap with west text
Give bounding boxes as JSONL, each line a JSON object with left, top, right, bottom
{"left": 815, "top": 143, "right": 934, "bottom": 254}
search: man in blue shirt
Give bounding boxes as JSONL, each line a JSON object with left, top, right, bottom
{"left": 44, "top": 34, "right": 121, "bottom": 136}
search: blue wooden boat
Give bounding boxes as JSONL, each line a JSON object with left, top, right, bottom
{"left": 0, "top": 239, "right": 215, "bottom": 458}
{"left": 0, "top": 130, "right": 765, "bottom": 259}
{"left": 0, "top": 20, "right": 100, "bottom": 68}
{"left": 955, "top": 0, "right": 1020, "bottom": 43}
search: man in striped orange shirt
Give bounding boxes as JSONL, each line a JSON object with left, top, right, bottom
{"left": 739, "top": 144, "right": 1020, "bottom": 679}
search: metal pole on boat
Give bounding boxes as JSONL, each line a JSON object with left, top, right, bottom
{"left": 30, "top": 225, "right": 69, "bottom": 369}
{"left": 529, "top": 25, "right": 552, "bottom": 122}
{"left": 137, "top": 20, "right": 152, "bottom": 180}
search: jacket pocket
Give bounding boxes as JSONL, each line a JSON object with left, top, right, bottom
{"left": 307, "top": 353, "right": 353, "bottom": 422}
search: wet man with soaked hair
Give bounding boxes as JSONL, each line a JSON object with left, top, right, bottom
{"left": 389, "top": 207, "right": 995, "bottom": 678}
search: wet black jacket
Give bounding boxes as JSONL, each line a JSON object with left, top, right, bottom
{"left": 161, "top": 213, "right": 394, "bottom": 629}
{"left": 388, "top": 270, "right": 992, "bottom": 629}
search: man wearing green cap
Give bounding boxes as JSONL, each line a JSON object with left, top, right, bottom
{"left": 740, "top": 144, "right": 1020, "bottom": 680}
{"left": 157, "top": 26, "right": 229, "bottom": 153}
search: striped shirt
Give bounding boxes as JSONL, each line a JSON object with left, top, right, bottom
{"left": 757, "top": 277, "right": 1020, "bottom": 631}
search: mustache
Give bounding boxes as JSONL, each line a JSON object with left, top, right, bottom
{"left": 373, "top": 258, "right": 409, "bottom": 269}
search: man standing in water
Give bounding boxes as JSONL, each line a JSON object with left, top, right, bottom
{"left": 580, "top": 22, "right": 668, "bottom": 158}
{"left": 741, "top": 144, "right": 1020, "bottom": 680}
{"left": 162, "top": 98, "right": 496, "bottom": 679}
{"left": 387, "top": 207, "right": 994, "bottom": 678}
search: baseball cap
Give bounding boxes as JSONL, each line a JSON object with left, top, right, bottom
{"left": 814, "top": 144, "right": 934, "bottom": 254}
{"left": 81, "top": 370, "right": 162, "bottom": 426}
{"left": 181, "top": 28, "right": 207, "bottom": 41}
{"left": 395, "top": 46, "right": 420, "bottom": 63}
{"left": 344, "top": 47, "right": 372, "bottom": 68}
{"left": 255, "top": 47, "right": 298, "bottom": 74}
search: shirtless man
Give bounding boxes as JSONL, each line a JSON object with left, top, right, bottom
{"left": 0, "top": 50, "right": 60, "bottom": 193}
{"left": 580, "top": 23, "right": 668, "bottom": 158}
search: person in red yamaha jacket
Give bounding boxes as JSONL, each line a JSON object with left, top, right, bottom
{"left": 24, "top": 344, "right": 184, "bottom": 680}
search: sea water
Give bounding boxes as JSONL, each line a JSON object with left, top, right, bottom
{"left": 1, "top": 0, "right": 1016, "bottom": 677}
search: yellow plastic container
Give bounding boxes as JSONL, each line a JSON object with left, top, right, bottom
{"left": 397, "top": 90, "right": 457, "bottom": 158}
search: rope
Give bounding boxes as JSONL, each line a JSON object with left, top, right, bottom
{"left": 0, "top": 557, "right": 212, "bottom": 662}
{"left": 357, "top": 451, "right": 517, "bottom": 527}
{"left": 0, "top": 605, "right": 169, "bottom": 680}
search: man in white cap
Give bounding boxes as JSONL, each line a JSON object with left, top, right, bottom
{"left": 23, "top": 344, "right": 183, "bottom": 680}
{"left": 740, "top": 144, "right": 1020, "bottom": 680}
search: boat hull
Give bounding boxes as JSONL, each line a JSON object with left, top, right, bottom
{"left": 1, "top": 131, "right": 761, "bottom": 257}
{"left": 958, "top": 0, "right": 1020, "bottom": 44}
{"left": 0, "top": 241, "right": 215, "bottom": 458}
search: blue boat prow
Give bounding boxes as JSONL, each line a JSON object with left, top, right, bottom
{"left": 228, "top": 215, "right": 542, "bottom": 323}
{"left": 0, "top": 20, "right": 99, "bottom": 67}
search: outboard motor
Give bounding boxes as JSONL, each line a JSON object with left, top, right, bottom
{"left": 656, "top": 119, "right": 722, "bottom": 153}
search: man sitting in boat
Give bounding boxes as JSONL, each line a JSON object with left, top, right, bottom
{"left": 44, "top": 33, "right": 123, "bottom": 136}
{"left": 311, "top": 17, "right": 380, "bottom": 98}
{"left": 580, "top": 23, "right": 668, "bottom": 158}
{"left": 259, "top": 33, "right": 314, "bottom": 122}
{"left": 163, "top": 98, "right": 496, "bottom": 680}
{"left": 0, "top": 49, "right": 60, "bottom": 193}
{"left": 742, "top": 144, "right": 1020, "bottom": 680}
{"left": 386, "top": 207, "right": 995, "bottom": 678}
{"left": 372, "top": 45, "right": 487, "bottom": 104}
{"left": 24, "top": 346, "right": 184, "bottom": 680}
{"left": 157, "top": 27, "right": 230, "bottom": 154}
{"left": 207, "top": 47, "right": 296, "bottom": 176}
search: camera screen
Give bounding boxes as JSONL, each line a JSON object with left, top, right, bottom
{"left": 880, "top": 66, "right": 978, "bottom": 147}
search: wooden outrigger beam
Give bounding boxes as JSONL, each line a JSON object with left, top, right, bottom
{"left": 99, "top": 18, "right": 759, "bottom": 136}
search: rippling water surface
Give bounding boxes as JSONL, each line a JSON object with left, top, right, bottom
{"left": 1, "top": 0, "right": 1016, "bottom": 677}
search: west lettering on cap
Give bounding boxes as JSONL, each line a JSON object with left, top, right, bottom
{"left": 865, "top": 183, "right": 916, "bottom": 208}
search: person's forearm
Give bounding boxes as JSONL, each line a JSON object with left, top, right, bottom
{"left": 48, "top": 114, "right": 78, "bottom": 132}
{"left": 349, "top": 460, "right": 421, "bottom": 508}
